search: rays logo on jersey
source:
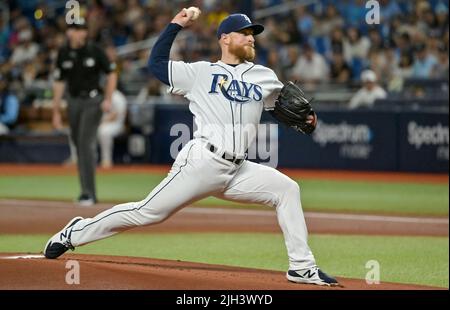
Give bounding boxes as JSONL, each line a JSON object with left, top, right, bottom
{"left": 209, "top": 73, "right": 263, "bottom": 103}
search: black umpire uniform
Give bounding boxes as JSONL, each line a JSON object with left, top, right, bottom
{"left": 53, "top": 20, "right": 117, "bottom": 205}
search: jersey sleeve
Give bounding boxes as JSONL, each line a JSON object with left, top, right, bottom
{"left": 52, "top": 49, "right": 65, "bottom": 81}
{"left": 263, "top": 70, "right": 284, "bottom": 110}
{"left": 96, "top": 46, "right": 116, "bottom": 74}
{"left": 168, "top": 61, "right": 204, "bottom": 96}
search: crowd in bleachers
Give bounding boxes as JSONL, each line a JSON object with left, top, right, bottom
{"left": 0, "top": 0, "right": 449, "bottom": 133}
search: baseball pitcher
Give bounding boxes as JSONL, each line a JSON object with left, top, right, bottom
{"left": 44, "top": 9, "right": 338, "bottom": 286}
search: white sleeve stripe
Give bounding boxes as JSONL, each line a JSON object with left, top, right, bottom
{"left": 169, "top": 60, "right": 174, "bottom": 94}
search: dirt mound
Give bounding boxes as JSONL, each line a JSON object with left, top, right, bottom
{"left": 0, "top": 253, "right": 441, "bottom": 290}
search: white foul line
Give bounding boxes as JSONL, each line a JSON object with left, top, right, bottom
{"left": 0, "top": 254, "right": 45, "bottom": 259}
{"left": 181, "top": 207, "right": 449, "bottom": 224}
{"left": 1, "top": 199, "right": 448, "bottom": 225}
{"left": 304, "top": 212, "right": 448, "bottom": 224}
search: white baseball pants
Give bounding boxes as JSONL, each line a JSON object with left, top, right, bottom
{"left": 97, "top": 122, "right": 124, "bottom": 165}
{"left": 70, "top": 138, "right": 316, "bottom": 270}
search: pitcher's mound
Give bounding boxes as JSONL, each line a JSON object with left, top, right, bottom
{"left": 0, "top": 253, "right": 439, "bottom": 290}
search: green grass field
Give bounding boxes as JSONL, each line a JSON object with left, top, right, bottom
{"left": 1, "top": 172, "right": 448, "bottom": 288}
{"left": 0, "top": 173, "right": 448, "bottom": 215}
{"left": 0, "top": 233, "right": 448, "bottom": 288}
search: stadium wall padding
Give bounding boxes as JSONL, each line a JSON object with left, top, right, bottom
{"left": 1, "top": 104, "right": 448, "bottom": 173}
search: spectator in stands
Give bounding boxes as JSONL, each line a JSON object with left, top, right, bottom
{"left": 384, "top": 45, "right": 400, "bottom": 79}
{"left": 414, "top": 1, "right": 432, "bottom": 22}
{"left": 259, "top": 17, "right": 287, "bottom": 47}
{"left": 281, "top": 15, "right": 303, "bottom": 45}
{"left": 444, "top": 28, "right": 449, "bottom": 50}
{"left": 432, "top": 44, "right": 449, "bottom": 78}
{"left": 138, "top": 75, "right": 166, "bottom": 104}
{"left": 294, "top": 5, "right": 314, "bottom": 44}
{"left": 416, "top": 5, "right": 438, "bottom": 36}
{"left": 97, "top": 90, "right": 127, "bottom": 169}
{"left": 85, "top": 0, "right": 107, "bottom": 42}
{"left": 280, "top": 45, "right": 300, "bottom": 81}
{"left": 368, "top": 44, "right": 398, "bottom": 84}
{"left": 434, "top": 2, "right": 449, "bottom": 37}
{"left": 394, "top": 31, "right": 413, "bottom": 57}
{"left": 343, "top": 26, "right": 370, "bottom": 63}
{"left": 124, "top": 0, "right": 145, "bottom": 27}
{"left": 327, "top": 27, "right": 346, "bottom": 59}
{"left": 291, "top": 43, "right": 329, "bottom": 90}
{"left": 329, "top": 48, "right": 352, "bottom": 84}
{"left": 368, "top": 28, "right": 384, "bottom": 50}
{"left": 337, "top": 0, "right": 367, "bottom": 26}
{"left": 0, "top": 15, "right": 10, "bottom": 63}
{"left": 411, "top": 43, "right": 438, "bottom": 78}
{"left": 317, "top": 5, "right": 344, "bottom": 37}
{"left": 266, "top": 48, "right": 284, "bottom": 80}
{"left": 128, "top": 19, "right": 149, "bottom": 44}
{"left": 379, "top": 0, "right": 402, "bottom": 22}
{"left": 396, "top": 51, "right": 414, "bottom": 78}
{"left": 0, "top": 73, "right": 19, "bottom": 135}
{"left": 349, "top": 70, "right": 387, "bottom": 109}
{"left": 262, "top": 15, "right": 302, "bottom": 47}
{"left": 388, "top": 51, "right": 414, "bottom": 92}
{"left": 427, "top": 32, "right": 442, "bottom": 59}
{"left": 10, "top": 29, "right": 39, "bottom": 65}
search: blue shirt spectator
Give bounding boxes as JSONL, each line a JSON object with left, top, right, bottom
{"left": 0, "top": 17, "right": 11, "bottom": 62}
{"left": 412, "top": 44, "right": 439, "bottom": 78}
{"left": 380, "top": 0, "right": 402, "bottom": 22}
{"left": 338, "top": 0, "right": 366, "bottom": 27}
{"left": 295, "top": 6, "right": 314, "bottom": 43}
{"left": 0, "top": 75, "right": 19, "bottom": 135}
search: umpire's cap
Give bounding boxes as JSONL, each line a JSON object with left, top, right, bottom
{"left": 217, "top": 14, "right": 264, "bottom": 39}
{"left": 67, "top": 17, "right": 88, "bottom": 30}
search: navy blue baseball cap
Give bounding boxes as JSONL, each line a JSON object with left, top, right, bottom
{"left": 217, "top": 14, "right": 264, "bottom": 39}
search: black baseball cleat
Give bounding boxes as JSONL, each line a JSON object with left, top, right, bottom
{"left": 77, "top": 194, "right": 97, "bottom": 207}
{"left": 286, "top": 266, "right": 340, "bottom": 286}
{"left": 43, "top": 217, "right": 83, "bottom": 259}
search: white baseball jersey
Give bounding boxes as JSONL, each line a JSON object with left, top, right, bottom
{"left": 168, "top": 60, "right": 284, "bottom": 156}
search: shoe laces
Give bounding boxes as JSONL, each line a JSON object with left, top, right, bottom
{"left": 62, "top": 240, "right": 75, "bottom": 251}
{"left": 300, "top": 266, "right": 319, "bottom": 273}
{"left": 60, "top": 226, "right": 75, "bottom": 250}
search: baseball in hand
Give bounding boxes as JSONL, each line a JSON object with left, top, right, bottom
{"left": 184, "top": 6, "right": 201, "bottom": 20}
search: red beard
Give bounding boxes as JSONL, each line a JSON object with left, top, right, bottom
{"left": 229, "top": 43, "right": 255, "bottom": 62}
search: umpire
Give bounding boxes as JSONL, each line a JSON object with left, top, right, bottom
{"left": 52, "top": 18, "right": 117, "bottom": 206}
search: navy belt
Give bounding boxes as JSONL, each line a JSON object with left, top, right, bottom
{"left": 70, "top": 89, "right": 100, "bottom": 98}
{"left": 206, "top": 143, "right": 245, "bottom": 165}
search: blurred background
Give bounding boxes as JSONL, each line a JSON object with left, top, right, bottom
{"left": 0, "top": 0, "right": 448, "bottom": 172}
